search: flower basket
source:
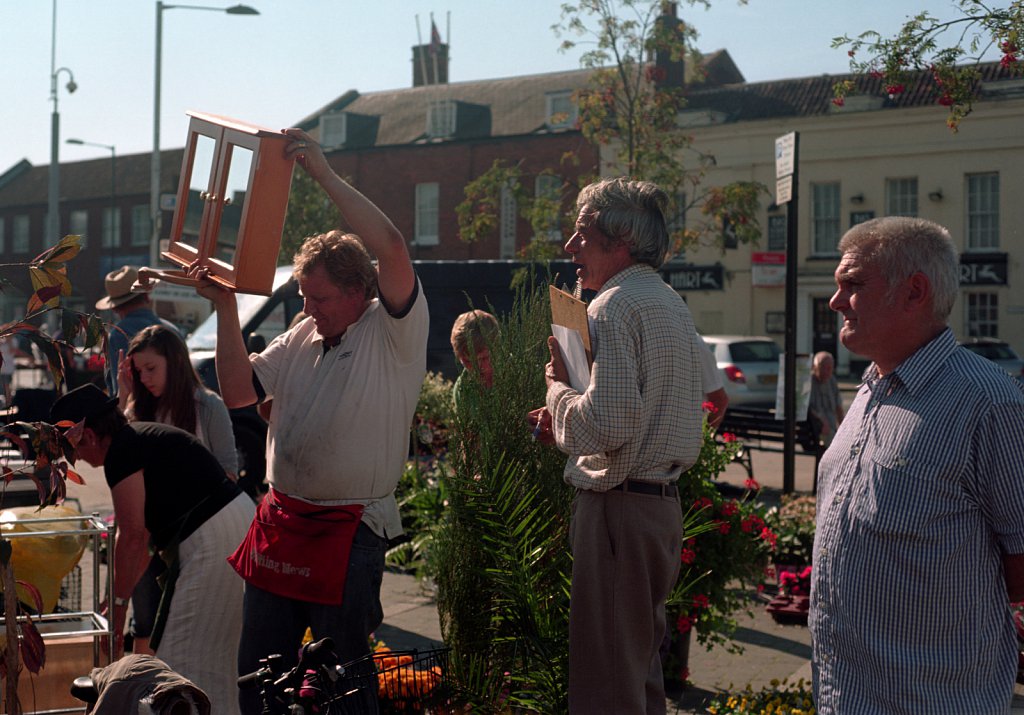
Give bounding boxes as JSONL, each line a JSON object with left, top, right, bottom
{"left": 765, "top": 594, "right": 810, "bottom": 626}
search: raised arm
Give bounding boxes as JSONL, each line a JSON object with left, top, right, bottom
{"left": 283, "top": 128, "right": 416, "bottom": 310}
{"left": 189, "top": 278, "right": 257, "bottom": 409}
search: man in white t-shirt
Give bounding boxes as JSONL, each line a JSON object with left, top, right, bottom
{"left": 193, "top": 129, "right": 427, "bottom": 715}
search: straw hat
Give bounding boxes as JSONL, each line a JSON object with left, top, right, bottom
{"left": 95, "top": 266, "right": 151, "bottom": 310}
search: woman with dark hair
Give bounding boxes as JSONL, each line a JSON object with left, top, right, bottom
{"left": 51, "top": 384, "right": 252, "bottom": 715}
{"left": 117, "top": 324, "right": 239, "bottom": 657}
{"left": 119, "top": 324, "right": 237, "bottom": 476}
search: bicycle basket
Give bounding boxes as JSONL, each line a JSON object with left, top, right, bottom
{"left": 334, "top": 646, "right": 452, "bottom": 714}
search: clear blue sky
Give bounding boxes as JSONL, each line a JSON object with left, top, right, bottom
{"left": 1, "top": 0, "right": 992, "bottom": 173}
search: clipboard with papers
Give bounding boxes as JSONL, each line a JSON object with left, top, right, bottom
{"left": 549, "top": 285, "right": 592, "bottom": 393}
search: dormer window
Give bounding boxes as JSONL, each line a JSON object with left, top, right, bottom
{"left": 426, "top": 100, "right": 457, "bottom": 138}
{"left": 546, "top": 91, "right": 577, "bottom": 130}
{"left": 319, "top": 113, "right": 347, "bottom": 148}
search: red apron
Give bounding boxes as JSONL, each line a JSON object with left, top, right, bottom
{"left": 227, "top": 489, "right": 364, "bottom": 605}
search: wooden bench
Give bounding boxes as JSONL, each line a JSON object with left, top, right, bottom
{"left": 717, "top": 407, "right": 824, "bottom": 488}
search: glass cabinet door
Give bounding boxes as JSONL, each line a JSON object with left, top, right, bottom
{"left": 176, "top": 131, "right": 218, "bottom": 256}
{"left": 209, "top": 138, "right": 256, "bottom": 269}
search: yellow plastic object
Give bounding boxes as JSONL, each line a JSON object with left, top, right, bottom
{"left": 0, "top": 505, "right": 87, "bottom": 613}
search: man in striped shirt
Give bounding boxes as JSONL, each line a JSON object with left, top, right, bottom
{"left": 811, "top": 216, "right": 1024, "bottom": 713}
{"left": 529, "top": 178, "right": 703, "bottom": 714}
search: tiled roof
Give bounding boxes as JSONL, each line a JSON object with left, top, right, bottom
{"left": 683, "top": 61, "right": 1022, "bottom": 122}
{"left": 294, "top": 49, "right": 746, "bottom": 147}
{"left": 0, "top": 149, "right": 183, "bottom": 207}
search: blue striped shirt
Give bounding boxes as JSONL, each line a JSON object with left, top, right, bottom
{"left": 811, "top": 328, "right": 1024, "bottom": 714}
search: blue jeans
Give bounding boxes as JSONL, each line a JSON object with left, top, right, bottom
{"left": 237, "top": 522, "right": 386, "bottom": 715}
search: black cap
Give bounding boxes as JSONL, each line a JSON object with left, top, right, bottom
{"left": 50, "top": 384, "right": 119, "bottom": 425}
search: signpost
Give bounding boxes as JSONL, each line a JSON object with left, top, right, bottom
{"left": 774, "top": 131, "right": 799, "bottom": 494}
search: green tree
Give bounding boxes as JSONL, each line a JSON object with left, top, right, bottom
{"left": 279, "top": 169, "right": 342, "bottom": 263}
{"left": 832, "top": 1, "right": 1024, "bottom": 130}
{"left": 457, "top": 0, "right": 766, "bottom": 258}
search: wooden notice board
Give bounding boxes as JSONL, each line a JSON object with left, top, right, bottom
{"left": 549, "top": 285, "right": 592, "bottom": 368}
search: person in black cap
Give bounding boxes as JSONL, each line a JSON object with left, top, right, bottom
{"left": 51, "top": 383, "right": 253, "bottom": 715}
{"left": 95, "top": 266, "right": 179, "bottom": 396}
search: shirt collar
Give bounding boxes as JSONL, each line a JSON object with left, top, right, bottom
{"left": 595, "top": 263, "right": 651, "bottom": 297}
{"left": 309, "top": 299, "right": 379, "bottom": 347}
{"left": 865, "top": 327, "right": 956, "bottom": 396}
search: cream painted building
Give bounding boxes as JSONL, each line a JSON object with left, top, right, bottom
{"left": 656, "top": 65, "right": 1023, "bottom": 376}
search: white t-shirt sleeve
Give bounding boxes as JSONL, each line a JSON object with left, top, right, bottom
{"left": 699, "top": 339, "right": 723, "bottom": 393}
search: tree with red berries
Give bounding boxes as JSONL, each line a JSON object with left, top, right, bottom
{"left": 832, "top": 1, "right": 1023, "bottom": 130}
{"left": 456, "top": 0, "right": 766, "bottom": 259}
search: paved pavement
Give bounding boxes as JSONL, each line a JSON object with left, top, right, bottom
{"left": 59, "top": 407, "right": 1024, "bottom": 712}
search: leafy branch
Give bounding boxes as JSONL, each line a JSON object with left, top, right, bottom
{"left": 832, "top": 0, "right": 1024, "bottom": 129}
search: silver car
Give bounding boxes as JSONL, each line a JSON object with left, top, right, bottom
{"left": 703, "top": 335, "right": 781, "bottom": 408}
{"left": 960, "top": 338, "right": 1024, "bottom": 382}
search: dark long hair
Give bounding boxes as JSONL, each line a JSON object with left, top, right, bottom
{"left": 126, "top": 325, "right": 201, "bottom": 434}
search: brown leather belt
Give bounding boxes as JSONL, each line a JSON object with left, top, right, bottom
{"left": 609, "top": 479, "right": 678, "bottom": 497}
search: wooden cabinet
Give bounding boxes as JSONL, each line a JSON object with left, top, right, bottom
{"left": 164, "top": 111, "right": 295, "bottom": 295}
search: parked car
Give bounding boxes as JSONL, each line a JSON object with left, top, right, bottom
{"left": 959, "top": 338, "right": 1024, "bottom": 382}
{"left": 702, "top": 335, "right": 781, "bottom": 408}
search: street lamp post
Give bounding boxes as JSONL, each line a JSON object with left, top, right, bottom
{"left": 47, "top": 0, "right": 77, "bottom": 248}
{"left": 66, "top": 138, "right": 116, "bottom": 267}
{"left": 150, "top": 2, "right": 259, "bottom": 268}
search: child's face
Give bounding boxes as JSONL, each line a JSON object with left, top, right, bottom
{"left": 459, "top": 347, "right": 493, "bottom": 388}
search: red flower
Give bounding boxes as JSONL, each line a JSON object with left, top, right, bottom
{"left": 680, "top": 667, "right": 690, "bottom": 682}
{"left": 938, "top": 93, "right": 954, "bottom": 107}
{"left": 716, "top": 520, "right": 731, "bottom": 535}
{"left": 680, "top": 548, "right": 696, "bottom": 565}
{"left": 676, "top": 614, "right": 693, "bottom": 634}
{"left": 744, "top": 478, "right": 760, "bottom": 491}
{"left": 692, "top": 497, "right": 713, "bottom": 511}
{"left": 702, "top": 400, "right": 717, "bottom": 414}
{"left": 760, "top": 527, "right": 777, "bottom": 550}
{"left": 722, "top": 432, "right": 737, "bottom": 443}
{"left": 831, "top": 97, "right": 845, "bottom": 107}
{"left": 885, "top": 83, "right": 905, "bottom": 97}
{"left": 720, "top": 500, "right": 739, "bottom": 517}
{"left": 692, "top": 593, "right": 710, "bottom": 610}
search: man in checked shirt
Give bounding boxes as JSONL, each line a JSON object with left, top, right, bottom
{"left": 812, "top": 216, "right": 1024, "bottom": 713}
{"left": 528, "top": 178, "right": 703, "bottom": 714}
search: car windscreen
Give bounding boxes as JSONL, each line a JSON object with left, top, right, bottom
{"left": 728, "top": 341, "right": 781, "bottom": 362}
{"left": 186, "top": 292, "right": 272, "bottom": 351}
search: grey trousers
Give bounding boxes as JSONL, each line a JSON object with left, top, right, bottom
{"left": 567, "top": 487, "right": 682, "bottom": 715}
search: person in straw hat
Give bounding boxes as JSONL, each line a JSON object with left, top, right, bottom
{"left": 96, "top": 265, "right": 179, "bottom": 396}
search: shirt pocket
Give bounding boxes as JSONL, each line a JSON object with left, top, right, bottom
{"left": 851, "top": 445, "right": 962, "bottom": 539}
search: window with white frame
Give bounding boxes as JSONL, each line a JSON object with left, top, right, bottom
{"left": 499, "top": 183, "right": 518, "bottom": 259}
{"left": 102, "top": 207, "right": 121, "bottom": 248}
{"left": 426, "top": 100, "right": 456, "bottom": 139}
{"left": 132, "top": 205, "right": 151, "bottom": 246}
{"left": 965, "top": 292, "right": 999, "bottom": 337}
{"left": 414, "top": 183, "right": 440, "bottom": 246}
{"left": 13, "top": 215, "right": 29, "bottom": 254}
{"left": 811, "top": 182, "right": 841, "bottom": 254}
{"left": 545, "top": 91, "right": 577, "bottom": 130}
{"left": 534, "top": 175, "right": 562, "bottom": 241}
{"left": 885, "top": 177, "right": 918, "bottom": 217}
{"left": 966, "top": 172, "right": 999, "bottom": 250}
{"left": 69, "top": 210, "right": 88, "bottom": 249}
{"left": 319, "top": 113, "right": 347, "bottom": 148}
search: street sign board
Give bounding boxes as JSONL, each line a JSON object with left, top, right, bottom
{"left": 776, "top": 175, "right": 793, "bottom": 205}
{"left": 775, "top": 132, "right": 796, "bottom": 179}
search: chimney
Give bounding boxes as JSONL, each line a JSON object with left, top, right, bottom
{"left": 412, "top": 43, "right": 450, "bottom": 87}
{"left": 652, "top": 1, "right": 685, "bottom": 89}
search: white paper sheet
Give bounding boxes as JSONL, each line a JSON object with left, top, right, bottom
{"left": 551, "top": 324, "right": 591, "bottom": 393}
